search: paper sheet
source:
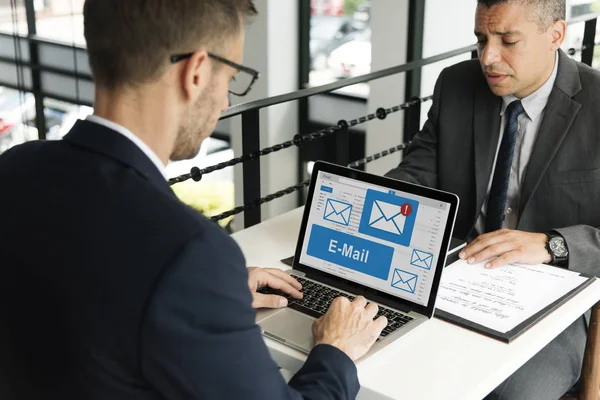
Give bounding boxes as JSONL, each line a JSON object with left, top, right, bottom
{"left": 436, "top": 260, "right": 588, "bottom": 333}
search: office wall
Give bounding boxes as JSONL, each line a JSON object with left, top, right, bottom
{"left": 420, "top": 0, "right": 478, "bottom": 126}
{"left": 365, "top": 0, "right": 410, "bottom": 175}
{"left": 230, "top": 0, "right": 300, "bottom": 226}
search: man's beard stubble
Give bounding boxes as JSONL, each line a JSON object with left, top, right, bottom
{"left": 170, "top": 86, "right": 217, "bottom": 162}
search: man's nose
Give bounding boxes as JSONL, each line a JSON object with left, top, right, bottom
{"left": 480, "top": 43, "right": 501, "bottom": 66}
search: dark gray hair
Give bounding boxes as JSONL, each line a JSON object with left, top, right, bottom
{"left": 477, "top": 0, "right": 565, "bottom": 30}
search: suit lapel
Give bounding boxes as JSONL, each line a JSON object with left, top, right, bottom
{"left": 519, "top": 51, "right": 582, "bottom": 218}
{"left": 473, "top": 81, "right": 502, "bottom": 222}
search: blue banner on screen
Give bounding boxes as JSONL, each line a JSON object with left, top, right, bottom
{"left": 307, "top": 225, "right": 394, "bottom": 280}
{"left": 359, "top": 189, "right": 420, "bottom": 247}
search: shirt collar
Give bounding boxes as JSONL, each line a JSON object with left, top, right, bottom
{"left": 500, "top": 51, "right": 559, "bottom": 121}
{"left": 86, "top": 115, "right": 167, "bottom": 179}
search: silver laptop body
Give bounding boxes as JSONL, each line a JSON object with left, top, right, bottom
{"left": 256, "top": 161, "right": 459, "bottom": 360}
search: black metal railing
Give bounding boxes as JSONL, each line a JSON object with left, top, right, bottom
{"left": 1, "top": 12, "right": 599, "bottom": 229}
{"left": 205, "top": 13, "right": 600, "bottom": 228}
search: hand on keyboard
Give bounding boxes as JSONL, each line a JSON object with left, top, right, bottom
{"left": 312, "top": 296, "right": 387, "bottom": 362}
{"left": 248, "top": 267, "right": 303, "bottom": 309}
{"left": 257, "top": 276, "right": 412, "bottom": 343}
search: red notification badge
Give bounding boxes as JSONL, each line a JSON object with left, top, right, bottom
{"left": 401, "top": 203, "right": 412, "bottom": 217}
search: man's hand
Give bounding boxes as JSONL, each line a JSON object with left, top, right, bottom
{"left": 459, "top": 229, "right": 551, "bottom": 269}
{"left": 247, "top": 267, "right": 303, "bottom": 309}
{"left": 312, "top": 296, "right": 387, "bottom": 361}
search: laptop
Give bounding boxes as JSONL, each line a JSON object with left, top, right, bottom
{"left": 256, "top": 161, "right": 459, "bottom": 359}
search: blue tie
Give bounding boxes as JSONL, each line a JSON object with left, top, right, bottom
{"left": 485, "top": 100, "right": 525, "bottom": 233}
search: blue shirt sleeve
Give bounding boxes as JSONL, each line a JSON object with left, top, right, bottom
{"left": 140, "top": 230, "right": 359, "bottom": 399}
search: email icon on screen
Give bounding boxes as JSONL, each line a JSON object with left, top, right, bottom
{"left": 323, "top": 199, "right": 352, "bottom": 226}
{"left": 410, "top": 249, "right": 434, "bottom": 270}
{"left": 391, "top": 269, "right": 418, "bottom": 294}
{"left": 358, "top": 190, "right": 419, "bottom": 247}
{"left": 368, "top": 200, "right": 406, "bottom": 235}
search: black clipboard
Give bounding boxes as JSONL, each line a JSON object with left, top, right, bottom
{"left": 433, "top": 272, "right": 596, "bottom": 343}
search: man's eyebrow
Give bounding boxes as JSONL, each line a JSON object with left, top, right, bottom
{"left": 475, "top": 29, "right": 524, "bottom": 36}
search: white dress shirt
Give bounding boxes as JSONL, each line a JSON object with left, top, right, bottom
{"left": 475, "top": 51, "right": 559, "bottom": 234}
{"left": 86, "top": 115, "right": 167, "bottom": 179}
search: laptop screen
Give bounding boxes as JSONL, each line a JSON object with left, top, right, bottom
{"left": 298, "top": 170, "right": 453, "bottom": 307}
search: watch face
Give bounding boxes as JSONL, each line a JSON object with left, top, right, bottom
{"left": 549, "top": 237, "right": 568, "bottom": 257}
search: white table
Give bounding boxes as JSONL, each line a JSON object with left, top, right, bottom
{"left": 232, "top": 208, "right": 600, "bottom": 400}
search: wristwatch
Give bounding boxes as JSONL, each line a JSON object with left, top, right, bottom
{"left": 545, "top": 231, "right": 569, "bottom": 266}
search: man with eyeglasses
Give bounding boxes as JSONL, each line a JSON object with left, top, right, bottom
{"left": 0, "top": 1, "right": 386, "bottom": 399}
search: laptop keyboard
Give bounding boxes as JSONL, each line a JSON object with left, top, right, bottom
{"left": 258, "top": 276, "right": 413, "bottom": 339}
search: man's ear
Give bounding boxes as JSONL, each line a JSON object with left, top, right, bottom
{"left": 180, "top": 50, "right": 210, "bottom": 102}
{"left": 549, "top": 20, "right": 566, "bottom": 51}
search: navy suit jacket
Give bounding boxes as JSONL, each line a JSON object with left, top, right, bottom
{"left": 0, "top": 120, "right": 359, "bottom": 399}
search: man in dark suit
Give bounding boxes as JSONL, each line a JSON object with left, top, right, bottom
{"left": 0, "top": 0, "right": 387, "bottom": 399}
{"left": 387, "top": 0, "right": 600, "bottom": 398}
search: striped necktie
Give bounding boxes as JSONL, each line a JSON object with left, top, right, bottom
{"left": 485, "top": 100, "right": 525, "bottom": 233}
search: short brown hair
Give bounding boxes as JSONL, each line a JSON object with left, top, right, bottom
{"left": 83, "top": 0, "right": 257, "bottom": 89}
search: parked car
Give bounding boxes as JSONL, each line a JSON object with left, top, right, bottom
{"left": 43, "top": 100, "right": 93, "bottom": 140}
{"left": 310, "top": 1, "right": 370, "bottom": 70}
{"left": 310, "top": 0, "right": 344, "bottom": 16}
{"left": 327, "top": 28, "right": 371, "bottom": 79}
{"left": 310, "top": 16, "right": 349, "bottom": 69}
{"left": 0, "top": 87, "right": 93, "bottom": 154}
{"left": 352, "top": 1, "right": 371, "bottom": 23}
{"left": 0, "top": 88, "right": 36, "bottom": 154}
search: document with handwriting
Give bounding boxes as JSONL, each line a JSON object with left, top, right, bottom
{"left": 436, "top": 260, "right": 588, "bottom": 333}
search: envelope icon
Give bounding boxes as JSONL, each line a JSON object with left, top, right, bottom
{"left": 391, "top": 269, "right": 418, "bottom": 294}
{"left": 323, "top": 199, "right": 352, "bottom": 226}
{"left": 410, "top": 249, "right": 434, "bottom": 270}
{"left": 368, "top": 200, "right": 406, "bottom": 235}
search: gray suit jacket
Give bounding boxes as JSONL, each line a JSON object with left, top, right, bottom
{"left": 387, "top": 50, "right": 600, "bottom": 277}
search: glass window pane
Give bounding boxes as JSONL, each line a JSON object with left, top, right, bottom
{"left": 42, "top": 97, "right": 93, "bottom": 140}
{"left": 33, "top": 0, "right": 85, "bottom": 45}
{"left": 0, "top": 0, "right": 84, "bottom": 44}
{"left": 562, "top": 1, "right": 600, "bottom": 65}
{"left": 0, "top": 86, "right": 37, "bottom": 154}
{"left": 167, "top": 137, "right": 236, "bottom": 231}
{"left": 0, "top": 0, "right": 26, "bottom": 35}
{"left": 0, "top": 86, "right": 96, "bottom": 156}
{"left": 309, "top": 0, "right": 371, "bottom": 97}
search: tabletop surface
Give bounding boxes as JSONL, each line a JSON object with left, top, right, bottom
{"left": 232, "top": 208, "right": 600, "bottom": 400}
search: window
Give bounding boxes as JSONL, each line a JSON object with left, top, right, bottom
{"left": 32, "top": 0, "right": 85, "bottom": 45}
{"left": 0, "top": 86, "right": 37, "bottom": 154}
{"left": 41, "top": 98, "right": 93, "bottom": 140}
{"left": 570, "top": 2, "right": 594, "bottom": 19}
{"left": 0, "top": 87, "right": 95, "bottom": 155}
{"left": 0, "top": 0, "right": 26, "bottom": 34}
{"left": 167, "top": 137, "right": 236, "bottom": 231}
{"left": 562, "top": 1, "right": 600, "bottom": 64}
{"left": 0, "top": 0, "right": 84, "bottom": 44}
{"left": 309, "top": 0, "right": 371, "bottom": 97}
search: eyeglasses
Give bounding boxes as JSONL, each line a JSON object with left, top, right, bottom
{"left": 170, "top": 52, "right": 260, "bottom": 97}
